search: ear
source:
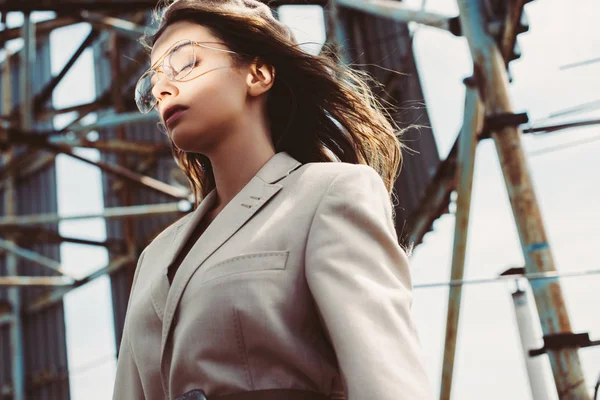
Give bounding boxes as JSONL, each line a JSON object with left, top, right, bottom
{"left": 246, "top": 57, "right": 275, "bottom": 97}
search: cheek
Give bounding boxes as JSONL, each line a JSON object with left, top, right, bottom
{"left": 184, "top": 72, "right": 246, "bottom": 117}
{"left": 169, "top": 72, "right": 247, "bottom": 149}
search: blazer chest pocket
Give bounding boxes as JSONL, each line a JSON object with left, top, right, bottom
{"left": 201, "top": 251, "right": 289, "bottom": 284}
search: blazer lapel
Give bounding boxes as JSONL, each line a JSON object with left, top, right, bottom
{"left": 148, "top": 190, "right": 218, "bottom": 322}
{"left": 160, "top": 151, "right": 302, "bottom": 382}
{"left": 165, "top": 190, "right": 219, "bottom": 272}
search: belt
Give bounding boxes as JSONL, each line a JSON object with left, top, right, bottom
{"left": 176, "top": 389, "right": 330, "bottom": 400}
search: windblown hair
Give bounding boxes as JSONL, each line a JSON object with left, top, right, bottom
{"left": 142, "top": 0, "right": 405, "bottom": 209}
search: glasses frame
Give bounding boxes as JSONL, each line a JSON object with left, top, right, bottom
{"left": 135, "top": 39, "right": 239, "bottom": 114}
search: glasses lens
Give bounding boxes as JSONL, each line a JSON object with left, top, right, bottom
{"left": 135, "top": 70, "right": 158, "bottom": 113}
{"left": 166, "top": 41, "right": 196, "bottom": 81}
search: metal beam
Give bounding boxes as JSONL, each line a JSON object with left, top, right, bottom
{"left": 34, "top": 28, "right": 102, "bottom": 112}
{"left": 0, "top": 16, "right": 77, "bottom": 46}
{"left": 0, "top": 276, "right": 74, "bottom": 287}
{"left": 68, "top": 111, "right": 159, "bottom": 134}
{"left": 1, "top": 127, "right": 187, "bottom": 199}
{"left": 0, "top": 0, "right": 329, "bottom": 11}
{"left": 499, "top": 0, "right": 528, "bottom": 66}
{"left": 38, "top": 97, "right": 108, "bottom": 121}
{"left": 79, "top": 11, "right": 146, "bottom": 40}
{"left": 0, "top": 313, "right": 12, "bottom": 327}
{"left": 0, "top": 151, "right": 55, "bottom": 191}
{"left": 0, "top": 238, "right": 78, "bottom": 279}
{"left": 440, "top": 83, "right": 484, "bottom": 399}
{"left": 454, "top": 0, "right": 590, "bottom": 398}
{"left": 18, "top": 45, "right": 145, "bottom": 123}
{"left": 0, "top": 225, "right": 126, "bottom": 252}
{"left": 44, "top": 141, "right": 190, "bottom": 200}
{"left": 26, "top": 255, "right": 134, "bottom": 314}
{"left": 37, "top": 44, "right": 146, "bottom": 122}
{"left": 48, "top": 137, "right": 170, "bottom": 155}
{"left": 0, "top": 1, "right": 157, "bottom": 12}
{"left": 336, "top": 0, "right": 456, "bottom": 32}
{"left": 0, "top": 201, "right": 189, "bottom": 227}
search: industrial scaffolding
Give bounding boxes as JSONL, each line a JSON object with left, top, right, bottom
{"left": 0, "top": 0, "right": 597, "bottom": 399}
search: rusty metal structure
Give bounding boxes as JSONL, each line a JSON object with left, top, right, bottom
{"left": 0, "top": 0, "right": 596, "bottom": 399}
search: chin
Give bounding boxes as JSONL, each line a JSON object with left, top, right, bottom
{"left": 170, "top": 127, "right": 210, "bottom": 153}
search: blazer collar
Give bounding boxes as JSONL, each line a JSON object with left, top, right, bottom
{"left": 160, "top": 152, "right": 302, "bottom": 270}
{"left": 254, "top": 150, "right": 303, "bottom": 184}
{"left": 159, "top": 151, "right": 302, "bottom": 388}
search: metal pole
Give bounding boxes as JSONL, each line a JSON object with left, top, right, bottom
{"left": 455, "top": 0, "right": 590, "bottom": 398}
{"left": 511, "top": 289, "right": 555, "bottom": 400}
{"left": 440, "top": 84, "right": 484, "bottom": 400}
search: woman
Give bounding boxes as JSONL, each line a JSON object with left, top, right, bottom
{"left": 113, "top": 0, "right": 433, "bottom": 399}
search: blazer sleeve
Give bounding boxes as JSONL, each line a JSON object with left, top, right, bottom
{"left": 112, "top": 250, "right": 147, "bottom": 400}
{"left": 305, "top": 165, "right": 433, "bottom": 400}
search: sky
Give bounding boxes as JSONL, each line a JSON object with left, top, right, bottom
{"left": 3, "top": 0, "right": 600, "bottom": 399}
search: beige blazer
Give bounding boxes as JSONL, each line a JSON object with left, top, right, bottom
{"left": 113, "top": 151, "right": 433, "bottom": 400}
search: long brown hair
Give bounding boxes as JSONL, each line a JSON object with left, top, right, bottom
{"left": 143, "top": 0, "right": 404, "bottom": 208}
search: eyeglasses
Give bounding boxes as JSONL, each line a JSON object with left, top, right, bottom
{"left": 134, "top": 39, "right": 238, "bottom": 114}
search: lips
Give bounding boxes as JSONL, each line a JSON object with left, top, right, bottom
{"left": 162, "top": 105, "right": 189, "bottom": 128}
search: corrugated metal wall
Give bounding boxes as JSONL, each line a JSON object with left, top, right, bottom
{"left": 0, "top": 39, "right": 70, "bottom": 398}
{"left": 337, "top": 8, "right": 440, "bottom": 243}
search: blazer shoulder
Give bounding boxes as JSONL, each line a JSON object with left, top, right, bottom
{"left": 298, "top": 161, "right": 383, "bottom": 190}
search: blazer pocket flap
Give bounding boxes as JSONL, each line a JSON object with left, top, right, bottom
{"left": 201, "top": 251, "right": 289, "bottom": 283}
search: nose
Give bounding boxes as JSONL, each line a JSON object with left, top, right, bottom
{"left": 151, "top": 72, "right": 179, "bottom": 105}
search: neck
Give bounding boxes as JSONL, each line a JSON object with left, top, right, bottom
{"left": 204, "top": 115, "right": 275, "bottom": 213}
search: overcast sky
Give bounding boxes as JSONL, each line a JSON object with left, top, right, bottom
{"left": 5, "top": 0, "right": 599, "bottom": 398}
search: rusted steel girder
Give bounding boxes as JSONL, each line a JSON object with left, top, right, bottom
{"left": 440, "top": 84, "right": 485, "bottom": 400}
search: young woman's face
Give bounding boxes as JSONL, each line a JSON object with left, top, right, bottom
{"left": 149, "top": 21, "right": 249, "bottom": 152}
